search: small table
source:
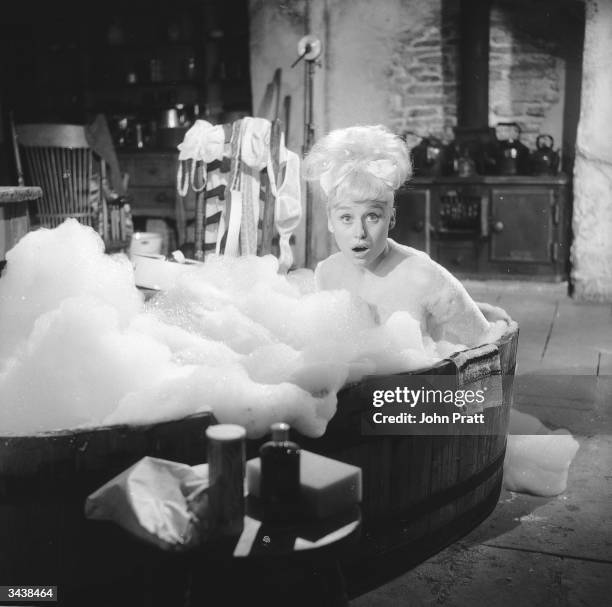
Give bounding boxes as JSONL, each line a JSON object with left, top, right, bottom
{"left": 185, "top": 502, "right": 362, "bottom": 607}
{"left": 0, "top": 186, "right": 41, "bottom": 261}
{"left": 82, "top": 502, "right": 361, "bottom": 607}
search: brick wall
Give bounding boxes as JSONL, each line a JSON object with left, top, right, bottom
{"left": 387, "top": 1, "right": 459, "bottom": 139}
{"left": 387, "top": 0, "right": 573, "bottom": 153}
{"left": 489, "top": 1, "right": 567, "bottom": 151}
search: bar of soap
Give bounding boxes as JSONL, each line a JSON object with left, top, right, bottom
{"left": 246, "top": 450, "right": 362, "bottom": 519}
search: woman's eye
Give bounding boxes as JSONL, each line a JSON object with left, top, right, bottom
{"left": 339, "top": 215, "right": 352, "bottom": 223}
{"left": 366, "top": 213, "right": 381, "bottom": 222}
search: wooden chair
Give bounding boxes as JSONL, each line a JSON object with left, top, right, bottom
{"left": 175, "top": 118, "right": 282, "bottom": 260}
{"left": 14, "top": 123, "right": 131, "bottom": 248}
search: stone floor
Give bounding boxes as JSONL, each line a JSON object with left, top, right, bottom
{"left": 352, "top": 280, "right": 612, "bottom": 607}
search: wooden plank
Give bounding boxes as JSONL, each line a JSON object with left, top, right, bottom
{"left": 454, "top": 435, "right": 480, "bottom": 518}
{"left": 397, "top": 436, "right": 433, "bottom": 541}
{"left": 514, "top": 374, "right": 600, "bottom": 408}
{"left": 539, "top": 300, "right": 612, "bottom": 373}
{"left": 427, "top": 436, "right": 458, "bottom": 534}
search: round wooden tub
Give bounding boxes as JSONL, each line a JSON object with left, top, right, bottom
{"left": 0, "top": 312, "right": 518, "bottom": 601}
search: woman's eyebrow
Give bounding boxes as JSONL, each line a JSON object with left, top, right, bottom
{"left": 334, "top": 201, "right": 386, "bottom": 211}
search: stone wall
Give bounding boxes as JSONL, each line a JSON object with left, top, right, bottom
{"left": 571, "top": 0, "right": 612, "bottom": 302}
{"left": 388, "top": 0, "right": 573, "bottom": 153}
{"left": 387, "top": 0, "right": 457, "bottom": 140}
{"left": 489, "top": 1, "right": 580, "bottom": 155}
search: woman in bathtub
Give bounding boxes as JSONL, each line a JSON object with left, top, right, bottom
{"left": 303, "top": 124, "right": 503, "bottom": 348}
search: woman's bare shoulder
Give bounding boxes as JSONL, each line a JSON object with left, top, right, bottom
{"left": 387, "top": 239, "right": 437, "bottom": 276}
{"left": 388, "top": 239, "right": 431, "bottom": 262}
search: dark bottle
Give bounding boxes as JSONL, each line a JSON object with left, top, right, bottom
{"left": 260, "top": 422, "right": 301, "bottom": 522}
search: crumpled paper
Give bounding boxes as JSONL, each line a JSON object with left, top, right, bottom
{"left": 85, "top": 456, "right": 210, "bottom": 551}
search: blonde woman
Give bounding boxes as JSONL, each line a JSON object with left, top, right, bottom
{"left": 303, "top": 125, "right": 495, "bottom": 347}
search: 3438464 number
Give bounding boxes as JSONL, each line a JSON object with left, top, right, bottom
{"left": 0, "top": 586, "right": 57, "bottom": 602}
{"left": 9, "top": 587, "right": 53, "bottom": 598}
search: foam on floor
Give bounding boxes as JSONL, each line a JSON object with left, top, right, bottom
{"left": 503, "top": 410, "right": 580, "bottom": 496}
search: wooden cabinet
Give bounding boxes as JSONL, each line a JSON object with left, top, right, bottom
{"left": 391, "top": 175, "right": 569, "bottom": 281}
{"left": 118, "top": 152, "right": 178, "bottom": 221}
{"left": 118, "top": 151, "right": 181, "bottom": 254}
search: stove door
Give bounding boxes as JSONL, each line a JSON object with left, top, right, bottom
{"left": 489, "top": 187, "right": 554, "bottom": 263}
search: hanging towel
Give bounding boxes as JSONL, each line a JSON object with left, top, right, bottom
{"left": 176, "top": 120, "right": 225, "bottom": 196}
{"left": 175, "top": 117, "right": 302, "bottom": 269}
{"left": 239, "top": 119, "right": 302, "bottom": 269}
{"left": 223, "top": 121, "right": 245, "bottom": 257}
{"left": 239, "top": 117, "right": 272, "bottom": 256}
{"left": 274, "top": 144, "right": 302, "bottom": 272}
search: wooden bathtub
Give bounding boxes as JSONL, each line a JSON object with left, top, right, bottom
{"left": 0, "top": 313, "right": 518, "bottom": 602}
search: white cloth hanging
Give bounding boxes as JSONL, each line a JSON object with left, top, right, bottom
{"left": 176, "top": 118, "right": 302, "bottom": 269}
{"left": 238, "top": 120, "right": 302, "bottom": 269}
{"left": 275, "top": 144, "right": 302, "bottom": 273}
{"left": 176, "top": 120, "right": 225, "bottom": 196}
{"left": 238, "top": 117, "right": 271, "bottom": 255}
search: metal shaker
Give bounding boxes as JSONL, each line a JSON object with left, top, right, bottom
{"left": 206, "top": 424, "right": 246, "bottom": 539}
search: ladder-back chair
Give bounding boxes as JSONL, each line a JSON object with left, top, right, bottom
{"left": 14, "top": 123, "right": 131, "bottom": 247}
{"left": 175, "top": 118, "right": 283, "bottom": 261}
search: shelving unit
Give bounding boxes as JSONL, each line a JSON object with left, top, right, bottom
{"left": 6, "top": 0, "right": 252, "bottom": 145}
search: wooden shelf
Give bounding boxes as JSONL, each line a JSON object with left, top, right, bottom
{"left": 88, "top": 81, "right": 201, "bottom": 93}
{"left": 101, "top": 42, "right": 198, "bottom": 52}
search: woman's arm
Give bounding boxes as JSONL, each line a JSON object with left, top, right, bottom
{"left": 425, "top": 261, "right": 491, "bottom": 346}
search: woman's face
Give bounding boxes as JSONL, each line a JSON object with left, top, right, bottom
{"left": 328, "top": 199, "right": 395, "bottom": 270}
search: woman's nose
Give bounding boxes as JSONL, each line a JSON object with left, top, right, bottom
{"left": 353, "top": 218, "right": 367, "bottom": 238}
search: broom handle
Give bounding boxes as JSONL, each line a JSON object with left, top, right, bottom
{"left": 9, "top": 111, "right": 25, "bottom": 186}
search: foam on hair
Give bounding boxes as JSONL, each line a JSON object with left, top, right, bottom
{"left": 302, "top": 125, "right": 411, "bottom": 205}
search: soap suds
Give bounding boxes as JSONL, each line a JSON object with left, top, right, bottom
{"left": 0, "top": 220, "right": 506, "bottom": 438}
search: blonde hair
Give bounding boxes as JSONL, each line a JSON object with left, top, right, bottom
{"left": 302, "top": 125, "right": 411, "bottom": 206}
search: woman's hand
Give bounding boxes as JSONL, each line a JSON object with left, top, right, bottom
{"left": 476, "top": 301, "right": 512, "bottom": 323}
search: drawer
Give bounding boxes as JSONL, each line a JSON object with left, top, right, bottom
{"left": 119, "top": 153, "right": 177, "bottom": 187}
{"left": 129, "top": 187, "right": 177, "bottom": 218}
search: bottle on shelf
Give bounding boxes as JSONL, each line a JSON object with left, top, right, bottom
{"left": 259, "top": 422, "right": 301, "bottom": 522}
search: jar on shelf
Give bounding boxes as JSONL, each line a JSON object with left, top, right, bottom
{"left": 149, "top": 59, "right": 163, "bottom": 83}
{"left": 185, "top": 57, "right": 197, "bottom": 80}
{"left": 107, "top": 20, "right": 125, "bottom": 46}
{"left": 167, "top": 22, "right": 181, "bottom": 42}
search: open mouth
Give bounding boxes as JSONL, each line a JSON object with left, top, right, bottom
{"left": 352, "top": 245, "right": 369, "bottom": 256}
